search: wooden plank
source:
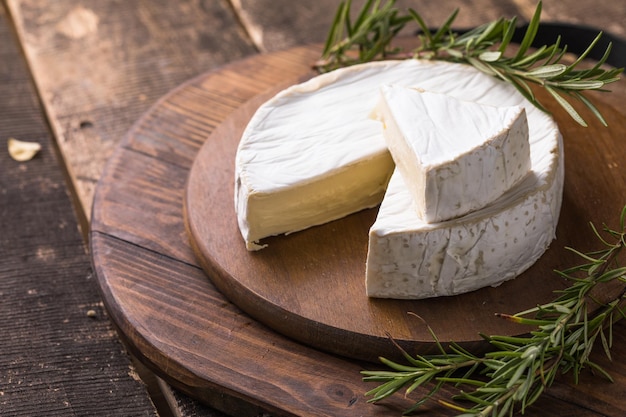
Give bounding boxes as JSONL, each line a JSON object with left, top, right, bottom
{"left": 121, "top": 45, "right": 319, "bottom": 169}
{"left": 6, "top": 0, "right": 257, "bottom": 218}
{"left": 539, "top": 0, "right": 626, "bottom": 38}
{"left": 230, "top": 0, "right": 626, "bottom": 54}
{"left": 0, "top": 4, "right": 157, "bottom": 416}
{"left": 230, "top": 0, "right": 525, "bottom": 52}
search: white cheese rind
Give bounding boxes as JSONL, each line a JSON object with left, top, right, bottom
{"left": 366, "top": 132, "right": 563, "bottom": 299}
{"left": 374, "top": 86, "right": 531, "bottom": 223}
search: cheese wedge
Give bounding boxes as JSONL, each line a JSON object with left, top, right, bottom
{"left": 366, "top": 152, "right": 563, "bottom": 299}
{"left": 373, "top": 85, "right": 531, "bottom": 223}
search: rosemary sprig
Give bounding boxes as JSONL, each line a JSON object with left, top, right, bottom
{"left": 362, "top": 205, "right": 626, "bottom": 416}
{"left": 315, "top": 0, "right": 623, "bottom": 127}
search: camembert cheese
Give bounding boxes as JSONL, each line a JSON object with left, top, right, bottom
{"left": 372, "top": 85, "right": 531, "bottom": 223}
{"left": 235, "top": 59, "right": 563, "bottom": 299}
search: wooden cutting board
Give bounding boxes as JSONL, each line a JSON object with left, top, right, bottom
{"left": 183, "top": 56, "right": 626, "bottom": 363}
{"left": 91, "top": 43, "right": 626, "bottom": 415}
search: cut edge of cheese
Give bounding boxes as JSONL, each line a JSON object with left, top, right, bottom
{"left": 235, "top": 151, "right": 394, "bottom": 250}
{"left": 373, "top": 85, "right": 531, "bottom": 223}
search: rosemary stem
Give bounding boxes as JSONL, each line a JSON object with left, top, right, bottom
{"left": 362, "top": 206, "right": 626, "bottom": 416}
{"left": 317, "top": 0, "right": 623, "bottom": 126}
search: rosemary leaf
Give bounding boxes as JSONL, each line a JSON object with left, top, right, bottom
{"left": 514, "top": 0, "right": 542, "bottom": 60}
{"left": 545, "top": 86, "right": 588, "bottom": 126}
{"left": 478, "top": 50, "right": 502, "bottom": 62}
{"left": 525, "top": 63, "right": 567, "bottom": 78}
{"left": 573, "top": 92, "right": 608, "bottom": 127}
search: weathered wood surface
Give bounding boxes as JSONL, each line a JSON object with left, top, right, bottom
{"left": 90, "top": 43, "right": 626, "bottom": 417}
{"left": 5, "top": 0, "right": 257, "bottom": 225}
{"left": 231, "top": 0, "right": 626, "bottom": 51}
{"left": 5, "top": 0, "right": 625, "bottom": 415}
{"left": 0, "top": 3, "right": 158, "bottom": 416}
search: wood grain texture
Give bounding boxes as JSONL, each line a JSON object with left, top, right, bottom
{"left": 89, "top": 233, "right": 626, "bottom": 417}
{"left": 0, "top": 4, "right": 157, "bottom": 415}
{"left": 232, "top": 0, "right": 524, "bottom": 52}
{"left": 539, "top": 0, "right": 626, "bottom": 38}
{"left": 6, "top": 0, "right": 257, "bottom": 219}
{"left": 90, "top": 232, "right": 416, "bottom": 417}
{"left": 90, "top": 43, "right": 626, "bottom": 415}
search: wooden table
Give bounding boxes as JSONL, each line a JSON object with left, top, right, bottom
{"left": 2, "top": 1, "right": 625, "bottom": 416}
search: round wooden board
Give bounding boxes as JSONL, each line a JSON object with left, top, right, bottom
{"left": 183, "top": 55, "right": 626, "bottom": 362}
{"left": 90, "top": 43, "right": 626, "bottom": 415}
